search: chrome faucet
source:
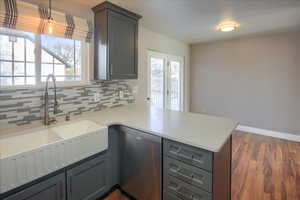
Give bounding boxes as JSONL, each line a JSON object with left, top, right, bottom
{"left": 44, "top": 74, "right": 58, "bottom": 125}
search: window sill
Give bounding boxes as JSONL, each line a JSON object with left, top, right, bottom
{"left": 0, "top": 81, "right": 91, "bottom": 91}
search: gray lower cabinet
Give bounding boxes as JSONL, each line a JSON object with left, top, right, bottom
{"left": 163, "top": 137, "right": 232, "bottom": 200}
{"left": 3, "top": 173, "right": 65, "bottom": 200}
{"left": 67, "top": 153, "right": 108, "bottom": 200}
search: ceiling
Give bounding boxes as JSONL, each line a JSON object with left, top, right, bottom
{"left": 72, "top": 0, "right": 300, "bottom": 44}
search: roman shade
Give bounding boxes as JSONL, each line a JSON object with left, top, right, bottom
{"left": 0, "top": 0, "right": 93, "bottom": 42}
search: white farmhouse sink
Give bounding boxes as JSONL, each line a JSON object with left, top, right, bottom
{"left": 0, "top": 120, "right": 108, "bottom": 193}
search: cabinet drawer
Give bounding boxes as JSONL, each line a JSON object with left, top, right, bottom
{"left": 164, "top": 175, "right": 212, "bottom": 200}
{"left": 163, "top": 191, "right": 182, "bottom": 200}
{"left": 163, "top": 140, "right": 212, "bottom": 171}
{"left": 164, "top": 157, "right": 212, "bottom": 192}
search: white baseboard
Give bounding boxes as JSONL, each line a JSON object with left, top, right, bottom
{"left": 236, "top": 125, "right": 300, "bottom": 142}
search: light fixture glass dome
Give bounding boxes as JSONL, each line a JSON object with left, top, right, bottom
{"left": 217, "top": 21, "right": 240, "bottom": 32}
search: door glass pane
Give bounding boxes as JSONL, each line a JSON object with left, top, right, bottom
{"left": 150, "top": 57, "right": 164, "bottom": 108}
{"left": 169, "top": 61, "right": 181, "bottom": 111}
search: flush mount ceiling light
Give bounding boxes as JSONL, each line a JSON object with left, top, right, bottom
{"left": 216, "top": 21, "right": 240, "bottom": 32}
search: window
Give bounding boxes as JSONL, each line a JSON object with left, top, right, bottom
{"left": 0, "top": 27, "right": 87, "bottom": 88}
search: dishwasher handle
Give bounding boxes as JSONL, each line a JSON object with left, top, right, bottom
{"left": 121, "top": 126, "right": 161, "bottom": 143}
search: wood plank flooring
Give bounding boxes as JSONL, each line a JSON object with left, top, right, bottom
{"left": 104, "top": 132, "right": 300, "bottom": 200}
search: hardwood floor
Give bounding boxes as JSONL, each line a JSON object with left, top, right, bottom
{"left": 232, "top": 131, "right": 300, "bottom": 200}
{"left": 104, "top": 190, "right": 129, "bottom": 200}
{"left": 104, "top": 132, "right": 300, "bottom": 200}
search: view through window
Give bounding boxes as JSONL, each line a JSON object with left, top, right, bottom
{"left": 0, "top": 27, "right": 84, "bottom": 87}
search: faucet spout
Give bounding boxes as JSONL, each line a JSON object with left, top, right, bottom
{"left": 44, "top": 74, "right": 58, "bottom": 125}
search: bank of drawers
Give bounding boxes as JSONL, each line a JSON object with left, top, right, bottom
{"left": 163, "top": 139, "right": 213, "bottom": 200}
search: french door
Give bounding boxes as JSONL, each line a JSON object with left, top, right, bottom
{"left": 148, "top": 51, "right": 184, "bottom": 111}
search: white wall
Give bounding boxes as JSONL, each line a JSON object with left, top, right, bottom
{"left": 133, "top": 26, "right": 190, "bottom": 111}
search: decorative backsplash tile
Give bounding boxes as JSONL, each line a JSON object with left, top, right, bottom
{"left": 0, "top": 81, "right": 135, "bottom": 129}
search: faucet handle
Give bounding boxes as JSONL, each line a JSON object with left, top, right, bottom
{"left": 49, "top": 117, "right": 57, "bottom": 124}
{"left": 65, "top": 112, "right": 71, "bottom": 121}
{"left": 53, "top": 101, "right": 59, "bottom": 115}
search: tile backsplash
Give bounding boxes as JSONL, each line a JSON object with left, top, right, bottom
{"left": 0, "top": 81, "right": 135, "bottom": 129}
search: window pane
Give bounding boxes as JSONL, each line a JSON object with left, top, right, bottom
{"left": 42, "top": 64, "right": 53, "bottom": 76}
{"left": 27, "top": 63, "right": 35, "bottom": 76}
{"left": 56, "top": 76, "right": 65, "bottom": 81}
{"left": 14, "top": 38, "right": 25, "bottom": 61}
{"left": 26, "top": 77, "right": 36, "bottom": 85}
{"left": 54, "top": 58, "right": 62, "bottom": 64}
{"left": 26, "top": 40, "right": 35, "bottom": 62}
{"left": 0, "top": 77, "right": 12, "bottom": 86}
{"left": 14, "top": 77, "right": 25, "bottom": 85}
{"left": 41, "top": 34, "right": 75, "bottom": 66}
{"left": 75, "top": 40, "right": 82, "bottom": 77}
{"left": 54, "top": 64, "right": 65, "bottom": 76}
{"left": 14, "top": 62, "right": 25, "bottom": 76}
{"left": 42, "top": 50, "right": 53, "bottom": 63}
{"left": 0, "top": 35, "right": 12, "bottom": 60}
{"left": 40, "top": 35, "right": 82, "bottom": 82}
{"left": 0, "top": 61, "right": 12, "bottom": 76}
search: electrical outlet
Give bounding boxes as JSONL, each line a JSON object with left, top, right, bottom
{"left": 119, "top": 90, "right": 124, "bottom": 98}
{"left": 132, "top": 86, "right": 139, "bottom": 94}
{"left": 94, "top": 93, "right": 100, "bottom": 102}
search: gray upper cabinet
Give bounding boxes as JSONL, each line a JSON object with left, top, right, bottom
{"left": 93, "top": 2, "right": 142, "bottom": 80}
{"left": 4, "top": 173, "right": 65, "bottom": 200}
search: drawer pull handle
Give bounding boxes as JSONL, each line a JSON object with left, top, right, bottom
{"left": 169, "top": 166, "right": 205, "bottom": 185}
{"left": 170, "top": 183, "right": 180, "bottom": 191}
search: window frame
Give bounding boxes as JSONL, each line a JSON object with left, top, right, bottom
{"left": 0, "top": 29, "right": 90, "bottom": 90}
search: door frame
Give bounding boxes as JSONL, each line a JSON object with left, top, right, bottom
{"left": 147, "top": 50, "right": 184, "bottom": 111}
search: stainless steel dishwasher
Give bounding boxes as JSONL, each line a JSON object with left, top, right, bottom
{"left": 120, "top": 126, "right": 162, "bottom": 200}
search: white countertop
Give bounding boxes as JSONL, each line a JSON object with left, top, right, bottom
{"left": 0, "top": 104, "right": 238, "bottom": 153}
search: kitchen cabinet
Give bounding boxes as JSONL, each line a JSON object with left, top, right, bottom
{"left": 163, "top": 138, "right": 232, "bottom": 200}
{"left": 3, "top": 173, "right": 65, "bottom": 200}
{"left": 67, "top": 153, "right": 109, "bottom": 200}
{"left": 92, "top": 2, "right": 142, "bottom": 80}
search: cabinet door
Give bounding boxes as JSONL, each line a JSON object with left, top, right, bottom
{"left": 108, "top": 10, "right": 138, "bottom": 79}
{"left": 67, "top": 154, "right": 108, "bottom": 200}
{"left": 4, "top": 173, "right": 65, "bottom": 200}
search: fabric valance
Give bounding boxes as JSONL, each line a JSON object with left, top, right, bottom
{"left": 0, "top": 0, "right": 93, "bottom": 42}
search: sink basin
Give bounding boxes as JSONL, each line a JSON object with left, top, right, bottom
{"left": 52, "top": 120, "right": 106, "bottom": 139}
{"left": 0, "top": 120, "right": 108, "bottom": 194}
{"left": 0, "top": 129, "right": 60, "bottom": 159}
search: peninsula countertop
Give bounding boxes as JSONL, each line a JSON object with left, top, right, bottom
{"left": 0, "top": 104, "right": 238, "bottom": 153}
